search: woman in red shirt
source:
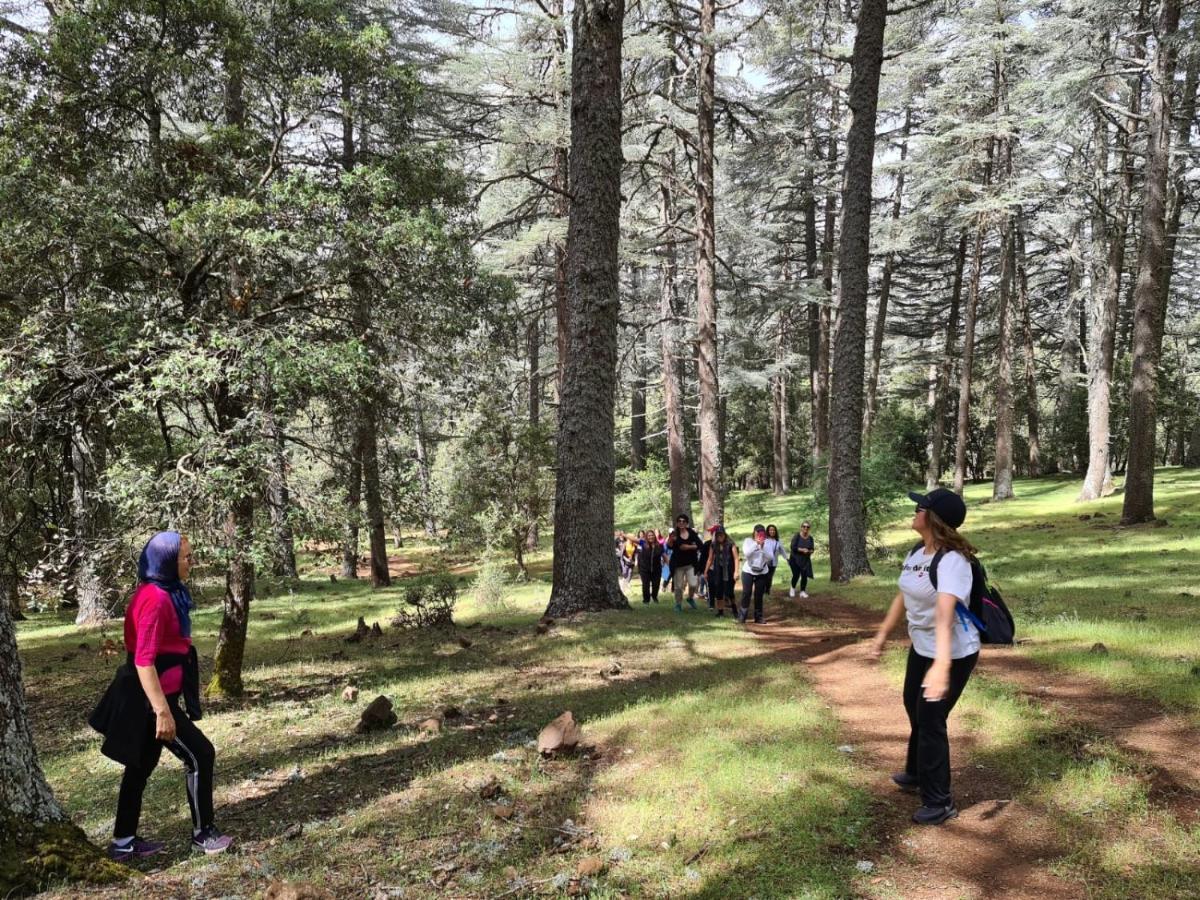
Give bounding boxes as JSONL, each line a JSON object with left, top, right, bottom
{"left": 109, "top": 531, "right": 232, "bottom": 859}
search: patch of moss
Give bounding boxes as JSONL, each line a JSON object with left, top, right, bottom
{"left": 0, "top": 815, "right": 131, "bottom": 897}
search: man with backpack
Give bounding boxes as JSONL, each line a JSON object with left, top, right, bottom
{"left": 867, "top": 487, "right": 1012, "bottom": 826}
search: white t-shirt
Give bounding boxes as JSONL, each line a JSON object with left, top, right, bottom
{"left": 742, "top": 538, "right": 772, "bottom": 575}
{"left": 762, "top": 537, "right": 781, "bottom": 568}
{"left": 898, "top": 547, "right": 979, "bottom": 659}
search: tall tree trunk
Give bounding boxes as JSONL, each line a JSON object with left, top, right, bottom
{"left": 358, "top": 401, "right": 391, "bottom": 587}
{"left": 630, "top": 270, "right": 646, "bottom": 471}
{"left": 927, "top": 232, "right": 967, "bottom": 489}
{"left": 551, "top": 0, "right": 570, "bottom": 392}
{"left": 1080, "top": 89, "right": 1139, "bottom": 499}
{"left": 68, "top": 406, "right": 115, "bottom": 625}
{"left": 827, "top": 0, "right": 886, "bottom": 581}
{"left": 545, "top": 0, "right": 628, "bottom": 617}
{"left": 993, "top": 216, "right": 1016, "bottom": 500}
{"left": 263, "top": 404, "right": 298, "bottom": 578}
{"left": 954, "top": 220, "right": 987, "bottom": 493}
{"left": 863, "top": 108, "right": 910, "bottom": 439}
{"left": 341, "top": 427, "right": 362, "bottom": 579}
{"left": 1054, "top": 229, "right": 1084, "bottom": 472}
{"left": 814, "top": 102, "right": 837, "bottom": 470}
{"left": 1015, "top": 220, "right": 1040, "bottom": 476}
{"left": 210, "top": 53, "right": 256, "bottom": 698}
{"left": 660, "top": 183, "right": 690, "bottom": 518}
{"left": 803, "top": 157, "right": 821, "bottom": 483}
{"left": 412, "top": 401, "right": 438, "bottom": 538}
{"left": 695, "top": 0, "right": 722, "bottom": 528}
{"left": 1122, "top": 0, "right": 1182, "bottom": 524}
{"left": 772, "top": 258, "right": 790, "bottom": 495}
{"left": 1158, "top": 16, "right": 1199, "bottom": 337}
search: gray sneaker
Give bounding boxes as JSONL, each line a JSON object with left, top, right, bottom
{"left": 192, "top": 827, "right": 234, "bottom": 855}
{"left": 108, "top": 836, "right": 165, "bottom": 861}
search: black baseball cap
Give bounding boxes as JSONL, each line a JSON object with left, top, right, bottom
{"left": 908, "top": 487, "right": 967, "bottom": 529}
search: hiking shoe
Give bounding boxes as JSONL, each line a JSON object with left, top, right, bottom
{"left": 687, "top": 597, "right": 698, "bottom": 610}
{"left": 800, "top": 591, "right": 809, "bottom": 599}
{"left": 715, "top": 609, "right": 725, "bottom": 618}
{"left": 891, "top": 771, "right": 920, "bottom": 793}
{"left": 912, "top": 804, "right": 958, "bottom": 825}
{"left": 675, "top": 603, "right": 683, "bottom": 612}
{"left": 108, "top": 836, "right": 164, "bottom": 861}
{"left": 753, "top": 616, "right": 764, "bottom": 625}
{"left": 789, "top": 588, "right": 796, "bottom": 598}
{"left": 192, "top": 827, "right": 234, "bottom": 855}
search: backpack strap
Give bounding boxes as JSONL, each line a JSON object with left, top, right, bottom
{"left": 927, "top": 548, "right": 946, "bottom": 591}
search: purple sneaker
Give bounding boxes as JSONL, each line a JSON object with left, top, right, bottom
{"left": 191, "top": 826, "right": 234, "bottom": 855}
{"left": 108, "top": 836, "right": 165, "bottom": 861}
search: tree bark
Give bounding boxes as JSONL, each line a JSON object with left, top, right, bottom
{"left": 1015, "top": 220, "right": 1040, "bottom": 477}
{"left": 630, "top": 271, "right": 646, "bottom": 471}
{"left": 863, "top": 108, "right": 910, "bottom": 440}
{"left": 827, "top": 0, "right": 886, "bottom": 581}
{"left": 927, "top": 232, "right": 967, "bottom": 489}
{"left": 814, "top": 101, "right": 837, "bottom": 470}
{"left": 1158, "top": 16, "right": 1199, "bottom": 339}
{"left": 1122, "top": 0, "right": 1182, "bottom": 525}
{"left": 341, "top": 427, "right": 362, "bottom": 579}
{"left": 993, "top": 216, "right": 1016, "bottom": 500}
{"left": 772, "top": 257, "right": 790, "bottom": 495}
{"left": 412, "top": 400, "right": 438, "bottom": 538}
{"left": 1053, "top": 228, "right": 1084, "bottom": 473}
{"left": 551, "top": 0, "right": 570, "bottom": 392}
{"left": 954, "top": 220, "right": 987, "bottom": 493}
{"left": 263, "top": 403, "right": 298, "bottom": 579}
{"left": 660, "top": 190, "right": 690, "bottom": 519}
{"left": 1080, "top": 92, "right": 1138, "bottom": 499}
{"left": 695, "top": 0, "right": 723, "bottom": 528}
{"left": 544, "top": 0, "right": 628, "bottom": 617}
{"left": 68, "top": 405, "right": 115, "bottom": 625}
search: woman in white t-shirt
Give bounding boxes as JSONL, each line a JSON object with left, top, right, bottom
{"left": 869, "top": 487, "right": 979, "bottom": 826}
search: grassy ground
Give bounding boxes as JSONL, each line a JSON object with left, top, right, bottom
{"left": 20, "top": 549, "right": 879, "bottom": 898}
{"left": 17, "top": 466, "right": 1200, "bottom": 897}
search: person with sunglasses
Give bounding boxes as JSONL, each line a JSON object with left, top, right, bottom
{"left": 665, "top": 513, "right": 701, "bottom": 611}
{"left": 868, "top": 488, "right": 979, "bottom": 826}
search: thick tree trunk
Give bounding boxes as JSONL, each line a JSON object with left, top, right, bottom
{"left": 69, "top": 406, "right": 115, "bottom": 625}
{"left": 863, "top": 109, "right": 909, "bottom": 440}
{"left": 550, "top": 0, "right": 570, "bottom": 392}
{"left": 827, "top": 0, "right": 886, "bottom": 581}
{"left": 263, "top": 404, "right": 298, "bottom": 579}
{"left": 954, "top": 221, "right": 987, "bottom": 493}
{"left": 544, "top": 0, "right": 628, "bottom": 617}
{"left": 695, "top": 0, "right": 723, "bottom": 528}
{"left": 660, "top": 174, "right": 690, "bottom": 518}
{"left": 1080, "top": 100, "right": 1137, "bottom": 500}
{"left": 1054, "top": 229, "right": 1084, "bottom": 472}
{"left": 358, "top": 403, "right": 391, "bottom": 587}
{"left": 993, "top": 218, "right": 1016, "bottom": 500}
{"left": 1122, "top": 0, "right": 1181, "bottom": 525}
{"left": 1015, "top": 221, "right": 1040, "bottom": 476}
{"left": 927, "top": 232, "right": 967, "bottom": 489}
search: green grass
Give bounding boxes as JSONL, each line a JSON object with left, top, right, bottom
{"left": 20, "top": 548, "right": 879, "bottom": 898}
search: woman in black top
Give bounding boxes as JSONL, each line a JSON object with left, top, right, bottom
{"left": 788, "top": 522, "right": 815, "bottom": 598}
{"left": 702, "top": 526, "right": 739, "bottom": 617}
{"left": 636, "top": 531, "right": 663, "bottom": 604}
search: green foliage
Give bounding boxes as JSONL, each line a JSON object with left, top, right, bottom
{"left": 614, "top": 460, "right": 672, "bottom": 529}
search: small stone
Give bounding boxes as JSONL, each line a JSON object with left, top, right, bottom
{"left": 856, "top": 860, "right": 875, "bottom": 873}
{"left": 264, "top": 882, "right": 335, "bottom": 900}
{"left": 487, "top": 712, "right": 500, "bottom": 723}
{"left": 1090, "top": 642, "right": 1108, "bottom": 655}
{"left": 356, "top": 695, "right": 397, "bottom": 733}
{"left": 576, "top": 856, "right": 604, "bottom": 877}
{"left": 342, "top": 686, "right": 359, "bottom": 703}
{"left": 419, "top": 717, "right": 442, "bottom": 735}
{"left": 538, "top": 711, "right": 582, "bottom": 754}
{"left": 493, "top": 803, "right": 516, "bottom": 820}
{"left": 837, "top": 745, "right": 855, "bottom": 753}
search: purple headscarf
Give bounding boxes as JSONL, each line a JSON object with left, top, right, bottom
{"left": 137, "top": 531, "right": 194, "bottom": 638}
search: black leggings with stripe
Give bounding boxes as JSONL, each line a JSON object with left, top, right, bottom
{"left": 114, "top": 694, "right": 215, "bottom": 837}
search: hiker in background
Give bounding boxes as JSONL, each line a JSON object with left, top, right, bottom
{"left": 617, "top": 532, "right": 635, "bottom": 585}
{"left": 868, "top": 488, "right": 979, "bottom": 826}
{"left": 703, "top": 525, "right": 738, "bottom": 617}
{"left": 763, "top": 524, "right": 782, "bottom": 599}
{"left": 697, "top": 527, "right": 713, "bottom": 608}
{"left": 788, "top": 522, "right": 815, "bottom": 598}
{"left": 636, "top": 529, "right": 663, "bottom": 604}
{"left": 666, "top": 513, "right": 701, "bottom": 611}
{"left": 739, "top": 524, "right": 772, "bottom": 624}
{"left": 661, "top": 538, "right": 673, "bottom": 591}
{"left": 90, "top": 531, "right": 233, "bottom": 860}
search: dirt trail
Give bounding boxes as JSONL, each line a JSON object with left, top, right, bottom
{"left": 745, "top": 593, "right": 1200, "bottom": 899}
